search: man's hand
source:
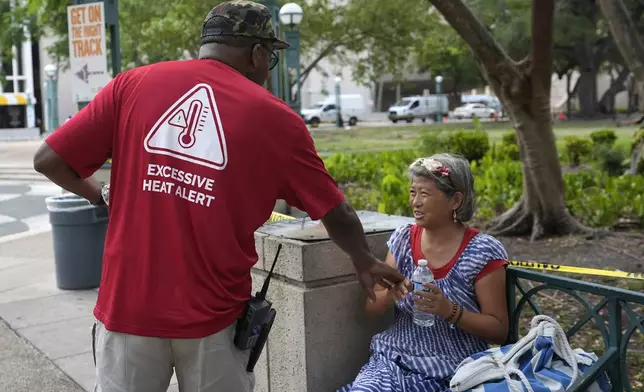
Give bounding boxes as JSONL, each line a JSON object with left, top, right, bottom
{"left": 355, "top": 256, "right": 407, "bottom": 302}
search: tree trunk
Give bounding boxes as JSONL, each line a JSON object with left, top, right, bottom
{"left": 566, "top": 71, "right": 573, "bottom": 117}
{"left": 577, "top": 68, "right": 598, "bottom": 117}
{"left": 598, "top": 0, "right": 644, "bottom": 113}
{"left": 598, "top": 67, "right": 630, "bottom": 114}
{"left": 428, "top": 0, "right": 594, "bottom": 240}
{"left": 576, "top": 41, "right": 599, "bottom": 118}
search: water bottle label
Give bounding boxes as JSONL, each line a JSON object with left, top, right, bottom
{"left": 413, "top": 281, "right": 426, "bottom": 291}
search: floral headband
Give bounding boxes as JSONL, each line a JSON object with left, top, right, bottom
{"left": 410, "top": 158, "right": 450, "bottom": 177}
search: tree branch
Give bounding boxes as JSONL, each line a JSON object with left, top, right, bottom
{"left": 598, "top": 67, "right": 630, "bottom": 110}
{"left": 530, "top": 0, "right": 555, "bottom": 87}
{"left": 291, "top": 43, "right": 340, "bottom": 89}
{"left": 426, "top": 0, "right": 513, "bottom": 75}
{"left": 598, "top": 0, "right": 644, "bottom": 84}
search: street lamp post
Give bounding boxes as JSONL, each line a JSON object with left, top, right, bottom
{"left": 279, "top": 2, "right": 304, "bottom": 114}
{"left": 335, "top": 76, "right": 343, "bottom": 128}
{"left": 44, "top": 63, "right": 59, "bottom": 133}
{"left": 435, "top": 75, "right": 443, "bottom": 123}
{"left": 263, "top": 0, "right": 283, "bottom": 98}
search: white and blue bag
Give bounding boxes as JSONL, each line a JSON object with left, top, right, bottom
{"left": 449, "top": 315, "right": 611, "bottom": 392}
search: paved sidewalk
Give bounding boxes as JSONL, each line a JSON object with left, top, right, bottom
{"left": 0, "top": 231, "right": 179, "bottom": 391}
{"left": 0, "top": 319, "right": 83, "bottom": 392}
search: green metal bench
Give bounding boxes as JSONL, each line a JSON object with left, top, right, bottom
{"left": 506, "top": 267, "right": 644, "bottom": 392}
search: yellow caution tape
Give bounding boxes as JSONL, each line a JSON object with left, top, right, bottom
{"left": 509, "top": 260, "right": 644, "bottom": 280}
{"left": 268, "top": 211, "right": 297, "bottom": 222}
{"left": 263, "top": 212, "right": 643, "bottom": 282}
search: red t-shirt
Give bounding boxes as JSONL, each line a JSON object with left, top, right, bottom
{"left": 409, "top": 225, "right": 507, "bottom": 281}
{"left": 45, "top": 59, "right": 345, "bottom": 339}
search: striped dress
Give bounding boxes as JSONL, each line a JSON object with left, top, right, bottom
{"left": 338, "top": 224, "right": 508, "bottom": 392}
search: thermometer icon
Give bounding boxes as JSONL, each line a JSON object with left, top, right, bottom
{"left": 177, "top": 100, "right": 203, "bottom": 149}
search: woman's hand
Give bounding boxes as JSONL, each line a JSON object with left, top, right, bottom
{"left": 412, "top": 283, "right": 452, "bottom": 319}
{"left": 389, "top": 279, "right": 412, "bottom": 302}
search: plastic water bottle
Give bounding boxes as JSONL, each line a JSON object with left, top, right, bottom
{"left": 412, "top": 259, "right": 435, "bottom": 327}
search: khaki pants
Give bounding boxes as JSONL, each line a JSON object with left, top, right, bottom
{"left": 93, "top": 320, "right": 255, "bottom": 392}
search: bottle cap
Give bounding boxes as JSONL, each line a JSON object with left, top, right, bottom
{"left": 418, "top": 259, "right": 428, "bottom": 266}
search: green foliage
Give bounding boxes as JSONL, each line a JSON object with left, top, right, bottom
{"left": 10, "top": 0, "right": 434, "bottom": 86}
{"left": 447, "top": 130, "right": 490, "bottom": 162}
{"left": 494, "top": 131, "right": 520, "bottom": 161}
{"left": 418, "top": 130, "right": 450, "bottom": 157}
{"left": 418, "top": 125, "right": 490, "bottom": 163}
{"left": 564, "top": 136, "right": 593, "bottom": 166}
{"left": 378, "top": 169, "right": 409, "bottom": 216}
{"left": 413, "top": 11, "right": 484, "bottom": 92}
{"left": 323, "top": 144, "right": 644, "bottom": 229}
{"left": 323, "top": 149, "right": 418, "bottom": 187}
{"left": 342, "top": 0, "right": 432, "bottom": 84}
{"left": 502, "top": 132, "right": 518, "bottom": 146}
{"left": 594, "top": 145, "right": 627, "bottom": 176}
{"left": 564, "top": 172, "right": 644, "bottom": 227}
{"left": 590, "top": 129, "right": 618, "bottom": 146}
{"left": 470, "top": 155, "right": 523, "bottom": 221}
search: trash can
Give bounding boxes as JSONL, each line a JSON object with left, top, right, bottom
{"left": 46, "top": 194, "right": 109, "bottom": 290}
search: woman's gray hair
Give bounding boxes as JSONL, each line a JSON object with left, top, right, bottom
{"left": 408, "top": 153, "right": 476, "bottom": 222}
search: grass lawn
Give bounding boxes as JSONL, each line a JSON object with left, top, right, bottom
{"left": 312, "top": 119, "right": 640, "bottom": 154}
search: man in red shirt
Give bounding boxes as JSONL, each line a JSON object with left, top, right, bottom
{"left": 33, "top": 1, "right": 407, "bottom": 391}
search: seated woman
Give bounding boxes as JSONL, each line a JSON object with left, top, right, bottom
{"left": 339, "top": 153, "right": 510, "bottom": 392}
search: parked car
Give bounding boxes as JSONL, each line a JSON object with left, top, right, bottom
{"left": 450, "top": 103, "right": 497, "bottom": 119}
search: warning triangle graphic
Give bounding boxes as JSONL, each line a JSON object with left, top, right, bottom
{"left": 144, "top": 83, "right": 228, "bottom": 170}
{"left": 168, "top": 110, "right": 187, "bottom": 128}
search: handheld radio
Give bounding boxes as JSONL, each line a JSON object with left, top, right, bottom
{"left": 234, "top": 244, "right": 282, "bottom": 372}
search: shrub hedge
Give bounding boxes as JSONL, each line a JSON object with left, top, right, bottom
{"left": 323, "top": 128, "right": 644, "bottom": 229}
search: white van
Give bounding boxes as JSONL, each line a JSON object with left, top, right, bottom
{"left": 387, "top": 95, "right": 449, "bottom": 123}
{"left": 301, "top": 94, "right": 366, "bottom": 126}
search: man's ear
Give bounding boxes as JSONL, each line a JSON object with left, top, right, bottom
{"left": 249, "top": 44, "right": 263, "bottom": 71}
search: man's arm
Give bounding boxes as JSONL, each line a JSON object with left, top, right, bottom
{"left": 320, "top": 200, "right": 378, "bottom": 273}
{"left": 275, "top": 109, "right": 406, "bottom": 300}
{"left": 33, "top": 75, "right": 121, "bottom": 202}
{"left": 34, "top": 145, "right": 103, "bottom": 204}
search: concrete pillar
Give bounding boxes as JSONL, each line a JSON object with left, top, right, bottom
{"left": 250, "top": 212, "right": 412, "bottom": 392}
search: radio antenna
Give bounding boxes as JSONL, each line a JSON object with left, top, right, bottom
{"left": 259, "top": 244, "right": 282, "bottom": 299}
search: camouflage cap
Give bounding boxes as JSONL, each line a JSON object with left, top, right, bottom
{"left": 201, "top": 1, "right": 290, "bottom": 50}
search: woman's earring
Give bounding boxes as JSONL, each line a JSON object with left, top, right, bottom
{"left": 452, "top": 210, "right": 458, "bottom": 223}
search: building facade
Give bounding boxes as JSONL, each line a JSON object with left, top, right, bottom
{"left": 0, "top": 15, "right": 41, "bottom": 141}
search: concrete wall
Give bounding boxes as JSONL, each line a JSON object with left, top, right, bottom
{"left": 249, "top": 213, "right": 408, "bottom": 392}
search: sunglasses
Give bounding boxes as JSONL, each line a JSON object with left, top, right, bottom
{"left": 261, "top": 45, "right": 279, "bottom": 71}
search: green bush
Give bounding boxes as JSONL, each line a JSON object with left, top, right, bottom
{"left": 564, "top": 136, "right": 593, "bottom": 166}
{"left": 497, "top": 143, "right": 520, "bottom": 161}
{"left": 564, "top": 172, "right": 644, "bottom": 227}
{"left": 447, "top": 130, "right": 490, "bottom": 162}
{"left": 418, "top": 130, "right": 450, "bottom": 157}
{"left": 501, "top": 132, "right": 518, "bottom": 146}
{"left": 592, "top": 145, "right": 627, "bottom": 176}
{"left": 324, "top": 146, "right": 644, "bottom": 229}
{"left": 589, "top": 129, "right": 617, "bottom": 147}
{"left": 418, "top": 128, "right": 490, "bottom": 162}
{"left": 471, "top": 155, "right": 523, "bottom": 220}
